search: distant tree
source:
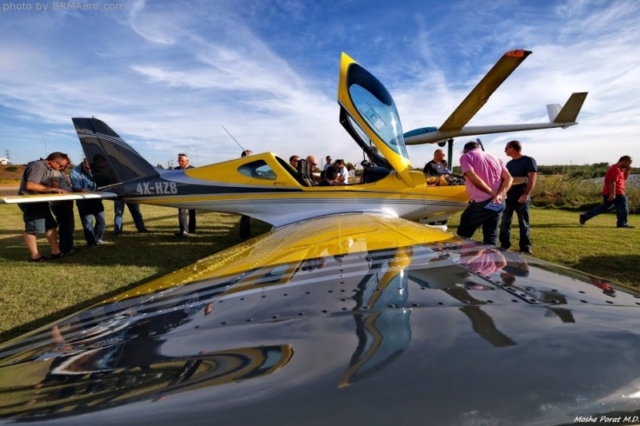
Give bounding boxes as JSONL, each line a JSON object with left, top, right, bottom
{"left": 156, "top": 164, "right": 164, "bottom": 169}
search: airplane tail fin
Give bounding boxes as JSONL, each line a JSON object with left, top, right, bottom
{"left": 546, "top": 92, "right": 588, "bottom": 126}
{"left": 72, "top": 118, "right": 159, "bottom": 187}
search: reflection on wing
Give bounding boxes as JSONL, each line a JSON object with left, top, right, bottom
{"left": 2, "top": 214, "right": 640, "bottom": 424}
{"left": 340, "top": 247, "right": 412, "bottom": 388}
{"left": 0, "top": 345, "right": 292, "bottom": 421}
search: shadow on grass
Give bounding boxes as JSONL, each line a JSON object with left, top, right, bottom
{"left": 0, "top": 220, "right": 272, "bottom": 268}
{"left": 528, "top": 223, "right": 620, "bottom": 229}
{"left": 574, "top": 254, "right": 640, "bottom": 286}
{"left": 0, "top": 213, "right": 187, "bottom": 237}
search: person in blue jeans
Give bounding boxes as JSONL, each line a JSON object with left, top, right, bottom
{"left": 50, "top": 163, "right": 77, "bottom": 254}
{"left": 70, "top": 159, "right": 107, "bottom": 246}
{"left": 114, "top": 200, "right": 148, "bottom": 235}
{"left": 173, "top": 153, "right": 196, "bottom": 237}
{"left": 580, "top": 156, "right": 634, "bottom": 228}
{"left": 499, "top": 141, "right": 538, "bottom": 254}
{"left": 456, "top": 142, "right": 513, "bottom": 246}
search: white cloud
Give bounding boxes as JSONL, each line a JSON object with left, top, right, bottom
{"left": 0, "top": 0, "right": 639, "bottom": 169}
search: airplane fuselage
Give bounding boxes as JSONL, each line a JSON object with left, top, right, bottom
{"left": 107, "top": 153, "right": 468, "bottom": 227}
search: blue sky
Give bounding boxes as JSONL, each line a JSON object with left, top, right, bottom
{"left": 1, "top": 0, "right": 639, "bottom": 168}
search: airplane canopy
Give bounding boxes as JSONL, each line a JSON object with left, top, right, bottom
{"left": 337, "top": 53, "right": 413, "bottom": 186}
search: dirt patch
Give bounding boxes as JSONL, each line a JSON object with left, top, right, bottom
{"left": 0, "top": 165, "right": 25, "bottom": 182}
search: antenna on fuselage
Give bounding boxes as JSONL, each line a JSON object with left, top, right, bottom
{"left": 221, "top": 125, "right": 246, "bottom": 152}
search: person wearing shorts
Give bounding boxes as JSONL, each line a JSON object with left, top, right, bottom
{"left": 18, "top": 152, "right": 70, "bottom": 262}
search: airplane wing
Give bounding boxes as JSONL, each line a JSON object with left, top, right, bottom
{"left": 403, "top": 48, "right": 588, "bottom": 145}
{"left": 439, "top": 49, "right": 531, "bottom": 131}
{"left": 404, "top": 91, "right": 588, "bottom": 145}
{"left": 0, "top": 192, "right": 119, "bottom": 204}
{"left": 1, "top": 212, "right": 639, "bottom": 424}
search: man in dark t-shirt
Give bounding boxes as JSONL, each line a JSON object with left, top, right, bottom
{"left": 173, "top": 153, "right": 196, "bottom": 237}
{"left": 423, "top": 149, "right": 450, "bottom": 176}
{"left": 319, "top": 166, "right": 339, "bottom": 186}
{"left": 499, "top": 141, "right": 537, "bottom": 254}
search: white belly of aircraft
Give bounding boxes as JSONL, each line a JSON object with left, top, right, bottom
{"left": 142, "top": 196, "right": 466, "bottom": 227}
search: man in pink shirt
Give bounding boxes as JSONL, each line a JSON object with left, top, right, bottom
{"left": 579, "top": 155, "right": 634, "bottom": 228}
{"left": 457, "top": 141, "right": 513, "bottom": 245}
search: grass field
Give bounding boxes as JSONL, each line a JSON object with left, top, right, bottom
{"left": 0, "top": 203, "right": 638, "bottom": 343}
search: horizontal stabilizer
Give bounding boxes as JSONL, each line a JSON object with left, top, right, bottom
{"left": 439, "top": 50, "right": 532, "bottom": 131}
{"left": 550, "top": 92, "right": 588, "bottom": 124}
{"left": 546, "top": 104, "right": 561, "bottom": 122}
{"left": 1, "top": 192, "right": 119, "bottom": 205}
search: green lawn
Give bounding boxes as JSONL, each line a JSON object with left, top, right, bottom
{"left": 0, "top": 203, "right": 637, "bottom": 342}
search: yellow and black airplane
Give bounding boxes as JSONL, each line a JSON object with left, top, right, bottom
{"left": 1, "top": 50, "right": 586, "bottom": 227}
{"left": 8, "top": 51, "right": 637, "bottom": 426}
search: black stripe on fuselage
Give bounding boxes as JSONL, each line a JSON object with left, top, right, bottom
{"left": 115, "top": 178, "right": 305, "bottom": 197}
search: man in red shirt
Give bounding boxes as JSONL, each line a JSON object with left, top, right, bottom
{"left": 579, "top": 155, "right": 634, "bottom": 228}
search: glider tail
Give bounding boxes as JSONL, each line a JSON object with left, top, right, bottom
{"left": 546, "top": 92, "right": 588, "bottom": 127}
{"left": 72, "top": 117, "right": 159, "bottom": 187}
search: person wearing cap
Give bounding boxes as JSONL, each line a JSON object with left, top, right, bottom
{"left": 457, "top": 141, "right": 513, "bottom": 246}
{"left": 323, "top": 156, "right": 333, "bottom": 171}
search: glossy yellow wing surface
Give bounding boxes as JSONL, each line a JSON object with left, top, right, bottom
{"left": 99, "top": 213, "right": 458, "bottom": 305}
